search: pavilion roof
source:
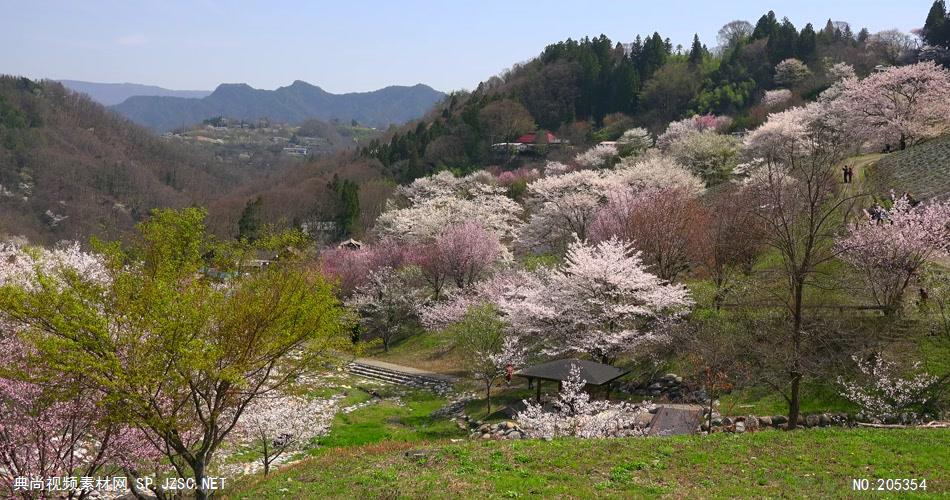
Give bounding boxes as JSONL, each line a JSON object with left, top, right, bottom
{"left": 515, "top": 358, "right": 629, "bottom": 386}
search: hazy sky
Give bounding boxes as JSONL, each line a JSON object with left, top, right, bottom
{"left": 1, "top": 0, "right": 935, "bottom": 94}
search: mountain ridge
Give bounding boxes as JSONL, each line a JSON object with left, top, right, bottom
{"left": 58, "top": 80, "right": 212, "bottom": 106}
{"left": 112, "top": 81, "right": 445, "bottom": 132}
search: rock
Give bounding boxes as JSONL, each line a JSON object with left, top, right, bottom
{"left": 772, "top": 415, "right": 787, "bottom": 425}
{"left": 805, "top": 415, "right": 819, "bottom": 428}
{"left": 711, "top": 417, "right": 723, "bottom": 426}
{"left": 819, "top": 414, "right": 831, "bottom": 427}
{"left": 883, "top": 414, "right": 898, "bottom": 425}
{"left": 480, "top": 433, "right": 491, "bottom": 439}
{"left": 504, "top": 421, "right": 515, "bottom": 430}
{"left": 674, "top": 376, "right": 683, "bottom": 383}
{"left": 735, "top": 421, "right": 746, "bottom": 433}
{"left": 648, "top": 382, "right": 663, "bottom": 390}
{"left": 722, "top": 417, "right": 733, "bottom": 426}
{"left": 758, "top": 416, "right": 772, "bottom": 427}
{"left": 478, "top": 424, "right": 491, "bottom": 433}
{"left": 746, "top": 416, "right": 759, "bottom": 431}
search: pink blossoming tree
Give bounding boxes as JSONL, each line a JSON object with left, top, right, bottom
{"left": 837, "top": 195, "right": 950, "bottom": 315}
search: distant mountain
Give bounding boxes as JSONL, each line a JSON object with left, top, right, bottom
{"left": 59, "top": 80, "right": 211, "bottom": 106}
{"left": 111, "top": 81, "right": 446, "bottom": 132}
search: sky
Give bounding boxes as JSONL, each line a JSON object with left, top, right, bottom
{"left": 0, "top": 0, "right": 936, "bottom": 94}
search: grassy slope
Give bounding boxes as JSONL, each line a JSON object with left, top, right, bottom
{"left": 227, "top": 428, "right": 949, "bottom": 499}
{"left": 866, "top": 135, "right": 950, "bottom": 201}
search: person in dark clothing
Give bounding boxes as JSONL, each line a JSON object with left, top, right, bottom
{"left": 842, "top": 165, "right": 850, "bottom": 183}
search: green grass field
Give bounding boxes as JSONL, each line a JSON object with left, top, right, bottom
{"left": 226, "top": 428, "right": 949, "bottom": 498}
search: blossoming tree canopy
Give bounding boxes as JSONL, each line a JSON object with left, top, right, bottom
{"left": 837, "top": 194, "right": 950, "bottom": 314}
{"left": 832, "top": 61, "right": 950, "bottom": 150}
{"left": 498, "top": 238, "right": 693, "bottom": 364}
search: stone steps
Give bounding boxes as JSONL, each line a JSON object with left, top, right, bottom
{"left": 348, "top": 361, "right": 453, "bottom": 392}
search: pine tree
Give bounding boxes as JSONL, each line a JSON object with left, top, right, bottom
{"left": 923, "top": 0, "right": 950, "bottom": 48}
{"left": 797, "top": 23, "right": 817, "bottom": 62}
{"left": 752, "top": 11, "right": 778, "bottom": 40}
{"left": 237, "top": 196, "right": 263, "bottom": 242}
{"left": 688, "top": 34, "right": 705, "bottom": 66}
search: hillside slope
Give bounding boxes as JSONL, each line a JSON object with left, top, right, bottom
{"left": 868, "top": 135, "right": 950, "bottom": 201}
{"left": 0, "top": 77, "right": 291, "bottom": 243}
{"left": 59, "top": 80, "right": 211, "bottom": 106}
{"left": 112, "top": 81, "right": 445, "bottom": 132}
{"left": 228, "top": 428, "right": 949, "bottom": 498}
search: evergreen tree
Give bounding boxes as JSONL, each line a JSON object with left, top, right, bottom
{"left": 751, "top": 11, "right": 778, "bottom": 40}
{"left": 923, "top": 0, "right": 950, "bottom": 48}
{"left": 237, "top": 196, "right": 263, "bottom": 242}
{"left": 688, "top": 34, "right": 705, "bottom": 66}
{"left": 797, "top": 23, "right": 817, "bottom": 62}
{"left": 328, "top": 174, "right": 360, "bottom": 237}
{"left": 767, "top": 18, "right": 799, "bottom": 64}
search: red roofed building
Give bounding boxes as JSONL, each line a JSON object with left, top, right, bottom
{"left": 514, "top": 131, "right": 560, "bottom": 144}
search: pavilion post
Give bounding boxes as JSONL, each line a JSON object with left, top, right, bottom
{"left": 535, "top": 378, "right": 541, "bottom": 403}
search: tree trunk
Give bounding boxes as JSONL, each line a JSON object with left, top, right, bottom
{"left": 485, "top": 380, "right": 492, "bottom": 416}
{"left": 194, "top": 460, "right": 208, "bottom": 500}
{"left": 787, "top": 279, "right": 805, "bottom": 431}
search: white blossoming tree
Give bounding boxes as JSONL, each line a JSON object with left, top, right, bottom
{"left": 234, "top": 394, "right": 340, "bottom": 476}
{"left": 516, "top": 364, "right": 652, "bottom": 439}
{"left": 838, "top": 353, "right": 939, "bottom": 418}
{"left": 499, "top": 238, "right": 693, "bottom": 364}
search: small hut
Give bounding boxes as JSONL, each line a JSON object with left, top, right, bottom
{"left": 515, "top": 358, "right": 629, "bottom": 402}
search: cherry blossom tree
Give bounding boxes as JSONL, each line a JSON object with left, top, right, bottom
{"left": 666, "top": 130, "right": 742, "bottom": 185}
{"left": 233, "top": 394, "right": 339, "bottom": 476}
{"left": 498, "top": 238, "right": 693, "bottom": 364}
{"left": 0, "top": 244, "right": 159, "bottom": 500}
{"left": 318, "top": 237, "right": 414, "bottom": 297}
{"left": 837, "top": 195, "right": 950, "bottom": 315}
{"left": 518, "top": 170, "right": 615, "bottom": 254}
{"left": 762, "top": 89, "right": 793, "bottom": 109}
{"left": 590, "top": 187, "right": 705, "bottom": 282}
{"left": 574, "top": 143, "right": 618, "bottom": 169}
{"left": 415, "top": 221, "right": 505, "bottom": 297}
{"left": 376, "top": 172, "right": 522, "bottom": 243}
{"left": 612, "top": 152, "right": 706, "bottom": 196}
{"left": 0, "top": 209, "right": 353, "bottom": 500}
{"left": 348, "top": 266, "right": 425, "bottom": 351}
{"left": 694, "top": 187, "right": 766, "bottom": 309}
{"left": 616, "top": 127, "right": 652, "bottom": 156}
{"left": 516, "top": 363, "right": 652, "bottom": 439}
{"left": 831, "top": 62, "right": 950, "bottom": 150}
{"left": 838, "top": 353, "right": 939, "bottom": 418}
{"left": 741, "top": 102, "right": 858, "bottom": 430}
{"left": 774, "top": 58, "right": 811, "bottom": 88}
{"left": 447, "top": 304, "right": 525, "bottom": 415}
{"left": 657, "top": 114, "right": 731, "bottom": 150}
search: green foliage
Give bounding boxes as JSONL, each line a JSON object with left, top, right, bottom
{"left": 327, "top": 173, "right": 360, "bottom": 237}
{"left": 230, "top": 429, "right": 950, "bottom": 498}
{"left": 0, "top": 208, "right": 353, "bottom": 486}
{"left": 237, "top": 196, "right": 263, "bottom": 242}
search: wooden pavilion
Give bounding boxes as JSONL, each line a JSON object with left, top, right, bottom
{"left": 514, "top": 358, "right": 630, "bottom": 402}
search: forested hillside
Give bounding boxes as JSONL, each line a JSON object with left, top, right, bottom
{"left": 364, "top": 9, "right": 946, "bottom": 182}
{"left": 0, "top": 77, "right": 384, "bottom": 243}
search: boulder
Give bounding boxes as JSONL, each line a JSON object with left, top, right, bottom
{"left": 735, "top": 421, "right": 746, "bottom": 433}
{"left": 758, "top": 416, "right": 772, "bottom": 427}
{"left": 772, "top": 415, "right": 787, "bottom": 425}
{"left": 819, "top": 414, "right": 831, "bottom": 427}
{"left": 805, "top": 414, "right": 820, "bottom": 428}
{"left": 745, "top": 416, "right": 759, "bottom": 431}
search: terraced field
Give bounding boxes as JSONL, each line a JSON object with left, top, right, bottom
{"left": 867, "top": 135, "right": 950, "bottom": 201}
